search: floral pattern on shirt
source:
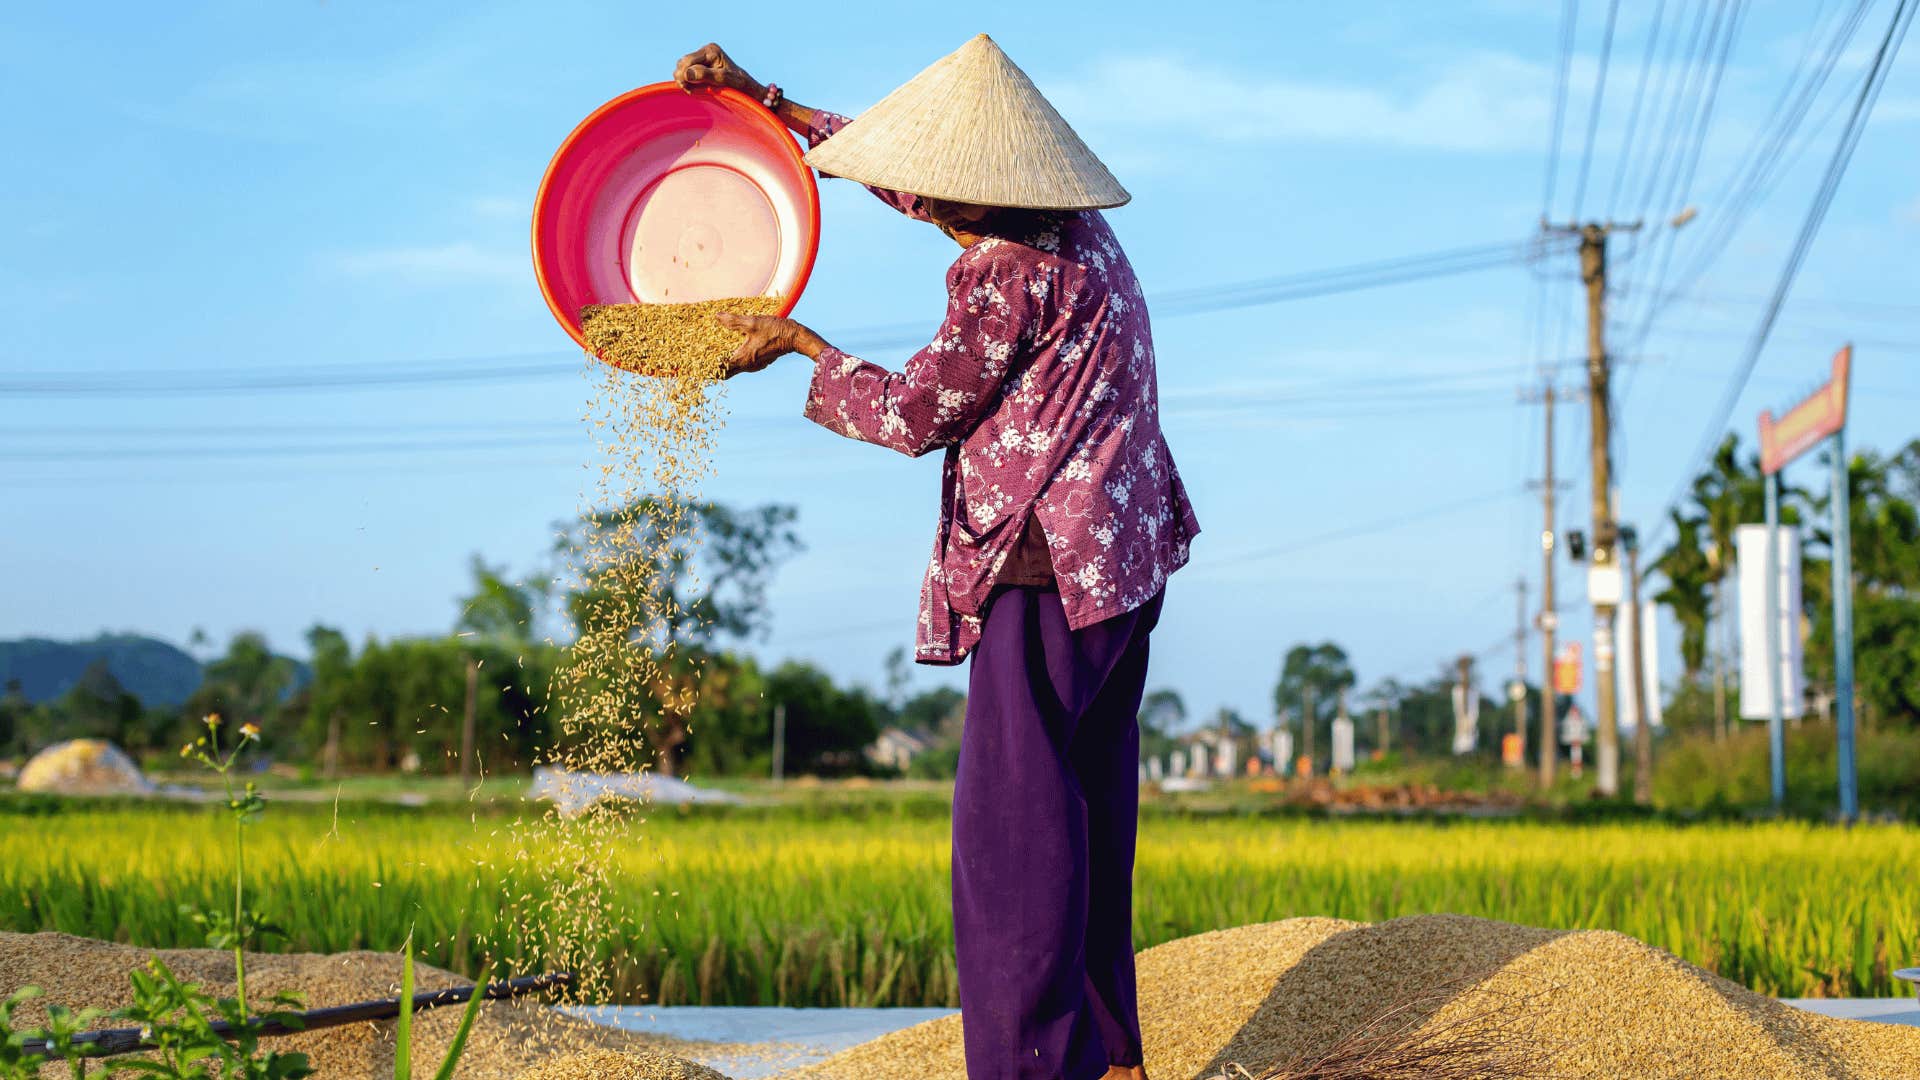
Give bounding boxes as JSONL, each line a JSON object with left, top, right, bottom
{"left": 799, "top": 112, "right": 1200, "bottom": 664}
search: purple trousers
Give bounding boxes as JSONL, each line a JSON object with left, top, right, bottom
{"left": 953, "top": 585, "right": 1162, "bottom": 1080}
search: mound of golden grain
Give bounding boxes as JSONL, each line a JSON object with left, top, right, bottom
{"left": 0, "top": 931, "right": 712, "bottom": 1079}
{"left": 518, "top": 1048, "right": 727, "bottom": 1080}
{"left": 784, "top": 914, "right": 1920, "bottom": 1080}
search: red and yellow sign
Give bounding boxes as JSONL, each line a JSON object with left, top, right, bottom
{"left": 1760, "top": 345, "right": 1851, "bottom": 476}
{"left": 1553, "top": 642, "right": 1582, "bottom": 695}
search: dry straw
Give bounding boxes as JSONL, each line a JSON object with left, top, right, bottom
{"left": 802, "top": 34, "right": 1130, "bottom": 211}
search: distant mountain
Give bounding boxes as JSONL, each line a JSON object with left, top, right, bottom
{"left": 0, "top": 634, "right": 203, "bottom": 707}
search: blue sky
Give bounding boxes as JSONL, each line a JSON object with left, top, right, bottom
{"left": 3, "top": 1, "right": 1917, "bottom": 731}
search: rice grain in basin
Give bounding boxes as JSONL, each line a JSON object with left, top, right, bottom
{"left": 579, "top": 298, "right": 782, "bottom": 377}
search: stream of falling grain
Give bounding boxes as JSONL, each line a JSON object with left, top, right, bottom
{"left": 479, "top": 298, "right": 777, "bottom": 1058}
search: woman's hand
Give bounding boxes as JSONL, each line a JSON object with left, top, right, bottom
{"left": 673, "top": 43, "right": 765, "bottom": 100}
{"left": 716, "top": 313, "right": 828, "bottom": 379}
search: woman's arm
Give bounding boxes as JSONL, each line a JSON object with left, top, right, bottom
{"left": 721, "top": 255, "right": 1036, "bottom": 458}
{"left": 673, "top": 43, "right": 822, "bottom": 141}
{"left": 671, "top": 43, "right": 928, "bottom": 221}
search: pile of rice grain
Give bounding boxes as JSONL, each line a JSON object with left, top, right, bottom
{"left": 580, "top": 298, "right": 782, "bottom": 377}
{"left": 0, "top": 931, "right": 712, "bottom": 1079}
{"left": 518, "top": 1048, "right": 728, "bottom": 1080}
{"left": 783, "top": 914, "right": 1920, "bottom": 1080}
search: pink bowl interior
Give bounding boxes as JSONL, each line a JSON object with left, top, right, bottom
{"left": 535, "top": 87, "right": 817, "bottom": 343}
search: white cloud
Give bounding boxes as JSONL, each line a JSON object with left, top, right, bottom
{"left": 467, "top": 195, "right": 528, "bottom": 221}
{"left": 325, "top": 242, "right": 526, "bottom": 284}
{"left": 1899, "top": 194, "right": 1920, "bottom": 225}
{"left": 1047, "top": 51, "right": 1553, "bottom": 157}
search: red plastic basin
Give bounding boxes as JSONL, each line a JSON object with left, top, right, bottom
{"left": 532, "top": 83, "right": 820, "bottom": 352}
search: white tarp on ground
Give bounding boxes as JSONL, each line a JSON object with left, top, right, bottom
{"left": 528, "top": 766, "right": 745, "bottom": 815}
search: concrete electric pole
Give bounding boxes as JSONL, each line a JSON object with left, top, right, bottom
{"left": 1625, "top": 528, "right": 1654, "bottom": 805}
{"left": 1513, "top": 576, "right": 1529, "bottom": 762}
{"left": 1521, "top": 380, "right": 1576, "bottom": 791}
{"left": 1544, "top": 219, "right": 1640, "bottom": 798}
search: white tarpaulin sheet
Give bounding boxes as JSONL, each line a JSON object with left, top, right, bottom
{"left": 530, "top": 766, "right": 746, "bottom": 815}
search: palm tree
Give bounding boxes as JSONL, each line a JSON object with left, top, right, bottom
{"left": 1275, "top": 643, "right": 1355, "bottom": 773}
{"left": 1652, "top": 508, "right": 1713, "bottom": 688}
{"left": 1689, "top": 435, "right": 1764, "bottom": 741}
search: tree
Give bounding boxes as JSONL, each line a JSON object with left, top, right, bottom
{"left": 1801, "top": 444, "right": 1920, "bottom": 729}
{"left": 1652, "top": 508, "right": 1714, "bottom": 688}
{"left": 188, "top": 632, "right": 299, "bottom": 744}
{"left": 1274, "top": 643, "right": 1355, "bottom": 771}
{"left": 760, "top": 660, "right": 886, "bottom": 776}
{"left": 897, "top": 686, "right": 965, "bottom": 738}
{"left": 42, "top": 659, "right": 140, "bottom": 745}
{"left": 551, "top": 499, "right": 800, "bottom": 774}
{"left": 884, "top": 646, "right": 913, "bottom": 711}
{"left": 1137, "top": 688, "right": 1186, "bottom": 766}
{"left": 303, "top": 625, "right": 352, "bottom": 776}
{"left": 456, "top": 556, "right": 538, "bottom": 644}
{"left": 0, "top": 678, "right": 26, "bottom": 756}
{"left": 1689, "top": 434, "right": 1765, "bottom": 741}
{"left": 554, "top": 499, "right": 801, "bottom": 651}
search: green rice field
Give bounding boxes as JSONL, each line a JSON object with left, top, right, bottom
{"left": 4, "top": 801, "right": 1915, "bottom": 1007}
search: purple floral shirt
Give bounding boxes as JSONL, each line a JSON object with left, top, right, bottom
{"left": 801, "top": 113, "right": 1200, "bottom": 665}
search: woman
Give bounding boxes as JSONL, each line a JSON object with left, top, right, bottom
{"left": 674, "top": 35, "right": 1199, "bottom": 1080}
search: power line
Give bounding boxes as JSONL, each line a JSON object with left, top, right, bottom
{"left": 1616, "top": 0, "right": 1746, "bottom": 345}
{"left": 1203, "top": 489, "right": 1514, "bottom": 569}
{"left": 1624, "top": 0, "right": 1876, "bottom": 345}
{"left": 1570, "top": 0, "right": 1624, "bottom": 217}
{"left": 1645, "top": 0, "right": 1914, "bottom": 553}
{"left": 0, "top": 238, "right": 1570, "bottom": 398}
{"left": 1542, "top": 0, "right": 1583, "bottom": 217}
{"left": 1624, "top": 0, "right": 1718, "bottom": 235}
{"left": 1604, "top": 0, "right": 1671, "bottom": 217}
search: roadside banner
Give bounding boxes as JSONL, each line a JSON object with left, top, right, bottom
{"left": 1553, "top": 642, "right": 1583, "bottom": 695}
{"left": 1737, "top": 524, "right": 1804, "bottom": 721}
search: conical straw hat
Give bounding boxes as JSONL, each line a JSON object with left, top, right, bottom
{"left": 803, "top": 34, "right": 1130, "bottom": 211}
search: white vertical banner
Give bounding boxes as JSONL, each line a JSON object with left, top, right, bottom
{"left": 1216, "top": 737, "right": 1237, "bottom": 778}
{"left": 1450, "top": 683, "right": 1480, "bottom": 755}
{"left": 1737, "top": 525, "right": 1804, "bottom": 720}
{"left": 1331, "top": 717, "right": 1355, "bottom": 773}
{"left": 1272, "top": 728, "right": 1293, "bottom": 774}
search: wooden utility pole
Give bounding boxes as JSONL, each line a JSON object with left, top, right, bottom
{"left": 1627, "top": 535, "right": 1654, "bottom": 805}
{"left": 1545, "top": 219, "right": 1640, "bottom": 797}
{"left": 460, "top": 656, "right": 479, "bottom": 787}
{"left": 770, "top": 701, "right": 787, "bottom": 784}
{"left": 1513, "top": 576, "right": 1529, "bottom": 761}
{"left": 1301, "top": 684, "right": 1316, "bottom": 777}
{"left": 323, "top": 710, "right": 341, "bottom": 780}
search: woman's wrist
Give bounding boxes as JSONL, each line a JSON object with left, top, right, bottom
{"left": 790, "top": 325, "right": 829, "bottom": 360}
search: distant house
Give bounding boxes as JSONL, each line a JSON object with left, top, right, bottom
{"left": 866, "top": 726, "right": 935, "bottom": 772}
